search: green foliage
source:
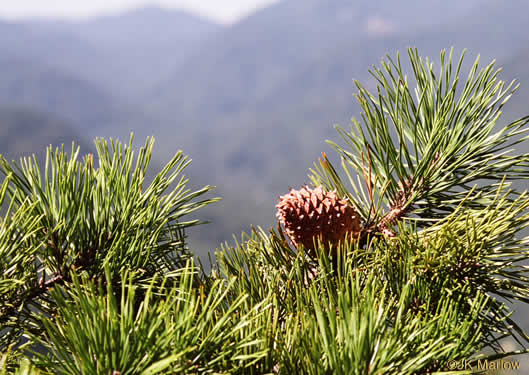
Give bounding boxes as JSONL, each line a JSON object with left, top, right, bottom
{"left": 213, "top": 48, "right": 529, "bottom": 372}
{"left": 279, "top": 274, "right": 487, "bottom": 374}
{"left": 30, "top": 263, "right": 270, "bottom": 375}
{"left": 310, "top": 49, "right": 529, "bottom": 226}
{"left": 380, "top": 185, "right": 529, "bottom": 350}
{"left": 0, "top": 135, "right": 217, "bottom": 350}
{"left": 212, "top": 221, "right": 511, "bottom": 373}
{"left": 0, "top": 355, "right": 41, "bottom": 375}
{"left": 3, "top": 48, "right": 529, "bottom": 374}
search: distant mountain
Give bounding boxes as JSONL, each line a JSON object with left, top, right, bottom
{"left": 145, "top": 0, "right": 529, "bottom": 249}
{"left": 21, "top": 6, "right": 222, "bottom": 99}
{"left": 0, "top": 56, "right": 134, "bottom": 137}
{"left": 69, "top": 6, "right": 219, "bottom": 46}
{"left": 0, "top": 19, "right": 97, "bottom": 61}
{"left": 0, "top": 8, "right": 209, "bottom": 144}
{"left": 0, "top": 106, "right": 93, "bottom": 162}
{"left": 151, "top": 0, "right": 529, "bottom": 173}
{"left": 244, "top": 0, "right": 529, "bottom": 164}
{"left": 3, "top": 0, "right": 529, "bottom": 256}
{"left": 151, "top": 0, "right": 481, "bottom": 118}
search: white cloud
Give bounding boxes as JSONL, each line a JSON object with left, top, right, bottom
{"left": 0, "top": 0, "right": 280, "bottom": 23}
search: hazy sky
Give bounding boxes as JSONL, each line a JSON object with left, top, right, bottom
{"left": 0, "top": 0, "right": 280, "bottom": 23}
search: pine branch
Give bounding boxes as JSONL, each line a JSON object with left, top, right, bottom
{"left": 311, "top": 48, "right": 529, "bottom": 235}
{"left": 0, "top": 135, "right": 218, "bottom": 352}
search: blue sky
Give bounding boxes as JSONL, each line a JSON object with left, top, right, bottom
{"left": 0, "top": 0, "right": 280, "bottom": 23}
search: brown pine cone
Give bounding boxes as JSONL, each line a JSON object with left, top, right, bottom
{"left": 276, "top": 186, "right": 361, "bottom": 253}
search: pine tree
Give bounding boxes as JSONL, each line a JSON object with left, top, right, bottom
{"left": 2, "top": 48, "right": 529, "bottom": 374}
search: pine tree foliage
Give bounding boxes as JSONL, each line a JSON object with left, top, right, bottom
{"left": 310, "top": 49, "right": 529, "bottom": 230}
{"left": 29, "top": 263, "right": 271, "bottom": 374}
{"left": 0, "top": 136, "right": 217, "bottom": 355}
{"left": 214, "top": 49, "right": 529, "bottom": 373}
{"left": 2, "top": 48, "right": 529, "bottom": 374}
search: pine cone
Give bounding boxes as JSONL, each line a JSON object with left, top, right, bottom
{"left": 276, "top": 186, "right": 361, "bottom": 253}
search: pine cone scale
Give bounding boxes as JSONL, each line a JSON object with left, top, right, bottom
{"left": 276, "top": 186, "right": 361, "bottom": 253}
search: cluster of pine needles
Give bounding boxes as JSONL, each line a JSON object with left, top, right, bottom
{"left": 2, "top": 48, "right": 529, "bottom": 374}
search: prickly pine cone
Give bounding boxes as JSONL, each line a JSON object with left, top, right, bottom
{"left": 276, "top": 186, "right": 361, "bottom": 252}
